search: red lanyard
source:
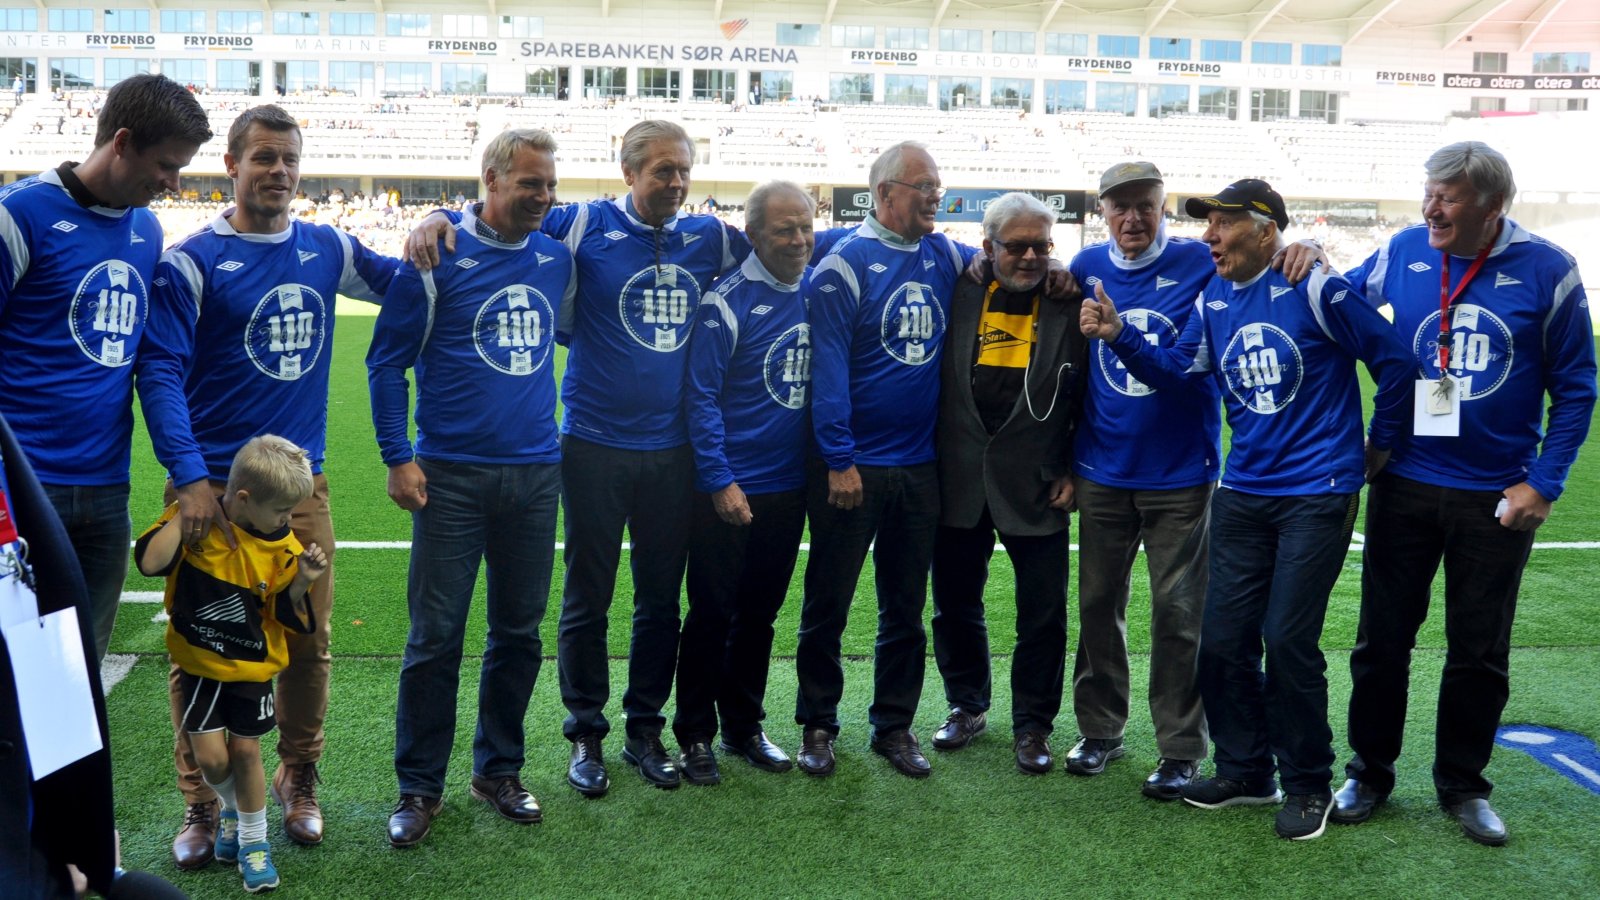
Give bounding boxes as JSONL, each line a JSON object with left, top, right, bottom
{"left": 1436, "top": 219, "right": 1502, "bottom": 375}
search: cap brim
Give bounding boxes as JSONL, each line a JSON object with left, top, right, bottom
{"left": 1099, "top": 176, "right": 1162, "bottom": 198}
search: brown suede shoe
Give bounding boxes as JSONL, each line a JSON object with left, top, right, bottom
{"left": 272, "top": 762, "right": 325, "bottom": 845}
{"left": 172, "top": 798, "right": 220, "bottom": 870}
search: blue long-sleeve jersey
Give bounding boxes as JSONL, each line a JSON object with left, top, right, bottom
{"left": 368, "top": 206, "right": 575, "bottom": 465}
{"left": 1346, "top": 219, "right": 1595, "bottom": 500}
{"left": 686, "top": 253, "right": 811, "bottom": 495}
{"left": 807, "top": 218, "right": 978, "bottom": 470}
{"left": 1110, "top": 263, "right": 1414, "bottom": 496}
{"left": 1070, "top": 229, "right": 1221, "bottom": 490}
{"left": 543, "top": 196, "right": 749, "bottom": 450}
{"left": 145, "top": 213, "right": 396, "bottom": 484}
{"left": 0, "top": 169, "right": 167, "bottom": 485}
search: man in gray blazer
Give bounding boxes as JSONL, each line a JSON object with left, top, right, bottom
{"left": 929, "top": 192, "right": 1086, "bottom": 773}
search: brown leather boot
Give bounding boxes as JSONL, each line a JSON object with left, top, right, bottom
{"left": 172, "top": 798, "right": 219, "bottom": 870}
{"left": 271, "top": 761, "right": 325, "bottom": 845}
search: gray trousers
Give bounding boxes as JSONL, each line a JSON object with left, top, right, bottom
{"left": 1071, "top": 477, "right": 1212, "bottom": 761}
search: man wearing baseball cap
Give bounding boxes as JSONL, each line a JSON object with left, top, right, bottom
{"left": 1080, "top": 177, "right": 1415, "bottom": 840}
{"left": 1063, "top": 162, "right": 1218, "bottom": 797}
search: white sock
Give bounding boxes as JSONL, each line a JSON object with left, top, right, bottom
{"left": 205, "top": 774, "right": 238, "bottom": 812}
{"left": 238, "top": 806, "right": 268, "bottom": 847}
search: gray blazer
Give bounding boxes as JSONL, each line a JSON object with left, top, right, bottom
{"left": 936, "top": 278, "right": 1086, "bottom": 535}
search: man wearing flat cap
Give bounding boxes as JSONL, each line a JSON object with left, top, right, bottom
{"left": 1063, "top": 162, "right": 1218, "bottom": 797}
{"left": 1081, "top": 178, "right": 1415, "bottom": 841}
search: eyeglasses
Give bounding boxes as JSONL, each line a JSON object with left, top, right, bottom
{"left": 999, "top": 240, "right": 1054, "bottom": 257}
{"left": 886, "top": 179, "right": 947, "bottom": 201}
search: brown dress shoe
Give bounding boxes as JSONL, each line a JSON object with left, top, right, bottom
{"left": 388, "top": 794, "right": 443, "bottom": 848}
{"left": 272, "top": 761, "right": 325, "bottom": 845}
{"left": 172, "top": 799, "right": 220, "bottom": 870}
{"left": 470, "top": 774, "right": 543, "bottom": 823}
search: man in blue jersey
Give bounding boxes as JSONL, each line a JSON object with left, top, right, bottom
{"left": 369, "top": 129, "right": 574, "bottom": 847}
{"left": 1063, "top": 162, "right": 1218, "bottom": 796}
{"left": 405, "top": 120, "right": 749, "bottom": 795}
{"left": 1321, "top": 143, "right": 1595, "bottom": 845}
{"left": 674, "top": 181, "right": 816, "bottom": 784}
{"left": 927, "top": 192, "right": 1084, "bottom": 775}
{"left": 0, "top": 73, "right": 211, "bottom": 665}
{"left": 1081, "top": 178, "right": 1415, "bottom": 840}
{"left": 795, "top": 141, "right": 982, "bottom": 779}
{"left": 141, "top": 104, "right": 398, "bottom": 866}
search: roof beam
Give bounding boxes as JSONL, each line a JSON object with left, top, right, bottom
{"left": 822, "top": 0, "right": 838, "bottom": 28}
{"left": 1443, "top": 0, "right": 1515, "bottom": 49}
{"left": 1345, "top": 0, "right": 1403, "bottom": 46}
{"left": 931, "top": 0, "right": 951, "bottom": 30}
{"left": 1144, "top": 0, "right": 1177, "bottom": 36}
{"left": 601, "top": 0, "right": 611, "bottom": 17}
{"left": 1039, "top": 0, "right": 1065, "bottom": 32}
{"left": 714, "top": 0, "right": 724, "bottom": 20}
{"left": 1518, "top": 0, "right": 1568, "bottom": 52}
{"left": 1243, "top": 0, "right": 1291, "bottom": 43}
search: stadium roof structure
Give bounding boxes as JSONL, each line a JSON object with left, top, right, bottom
{"left": 665, "top": 0, "right": 1600, "bottom": 49}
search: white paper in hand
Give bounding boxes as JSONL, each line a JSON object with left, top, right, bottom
{"left": 3, "top": 600, "right": 103, "bottom": 778}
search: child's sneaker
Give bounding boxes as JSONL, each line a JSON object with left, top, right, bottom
{"left": 214, "top": 809, "right": 240, "bottom": 864}
{"left": 238, "top": 841, "right": 279, "bottom": 893}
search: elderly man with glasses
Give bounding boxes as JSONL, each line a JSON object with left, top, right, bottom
{"left": 926, "top": 192, "right": 1086, "bottom": 775}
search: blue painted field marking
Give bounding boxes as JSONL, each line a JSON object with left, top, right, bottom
{"left": 1496, "top": 725, "right": 1600, "bottom": 795}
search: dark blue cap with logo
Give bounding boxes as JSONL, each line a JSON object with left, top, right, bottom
{"left": 1184, "top": 179, "right": 1289, "bottom": 230}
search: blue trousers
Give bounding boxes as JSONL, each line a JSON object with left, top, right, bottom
{"left": 42, "top": 482, "right": 130, "bottom": 664}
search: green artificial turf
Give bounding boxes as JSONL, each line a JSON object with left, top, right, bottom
{"left": 101, "top": 324, "right": 1600, "bottom": 897}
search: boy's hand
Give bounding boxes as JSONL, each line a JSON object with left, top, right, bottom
{"left": 298, "top": 542, "right": 329, "bottom": 583}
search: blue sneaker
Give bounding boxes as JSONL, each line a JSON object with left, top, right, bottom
{"left": 238, "top": 841, "right": 279, "bottom": 893}
{"left": 214, "top": 810, "right": 240, "bottom": 864}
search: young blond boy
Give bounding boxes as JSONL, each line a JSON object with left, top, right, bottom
{"left": 137, "top": 435, "right": 328, "bottom": 893}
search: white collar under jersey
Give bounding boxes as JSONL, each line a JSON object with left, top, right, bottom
{"left": 616, "top": 194, "right": 680, "bottom": 233}
{"left": 1106, "top": 222, "right": 1171, "bottom": 272}
{"left": 210, "top": 209, "right": 293, "bottom": 244}
{"left": 863, "top": 212, "right": 919, "bottom": 247}
{"left": 38, "top": 167, "right": 133, "bottom": 220}
{"left": 739, "top": 250, "right": 801, "bottom": 293}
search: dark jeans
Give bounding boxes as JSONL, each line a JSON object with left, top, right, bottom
{"left": 1201, "top": 487, "right": 1357, "bottom": 795}
{"left": 1346, "top": 473, "right": 1534, "bottom": 804}
{"left": 930, "top": 507, "right": 1069, "bottom": 735}
{"left": 556, "top": 436, "right": 692, "bottom": 742}
{"left": 673, "top": 487, "right": 806, "bottom": 745}
{"left": 393, "top": 458, "right": 559, "bottom": 798}
{"left": 42, "top": 482, "right": 130, "bottom": 664}
{"left": 795, "top": 462, "right": 938, "bottom": 738}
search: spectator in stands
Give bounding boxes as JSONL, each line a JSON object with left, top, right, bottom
{"left": 12, "top": 74, "right": 21, "bottom": 104}
{"left": 927, "top": 192, "right": 1084, "bottom": 775}
{"left": 141, "top": 103, "right": 398, "bottom": 869}
{"left": 1063, "top": 162, "right": 1217, "bottom": 797}
{"left": 674, "top": 181, "right": 816, "bottom": 784}
{"left": 1312, "top": 142, "right": 1594, "bottom": 845}
{"left": 0, "top": 73, "right": 212, "bottom": 665}
{"left": 405, "top": 119, "right": 751, "bottom": 797}
{"left": 1080, "top": 178, "right": 1414, "bottom": 840}
{"left": 371, "top": 128, "right": 571, "bottom": 848}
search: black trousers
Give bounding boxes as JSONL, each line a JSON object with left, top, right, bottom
{"left": 673, "top": 487, "right": 806, "bottom": 745}
{"left": 1346, "top": 473, "right": 1534, "bottom": 804}
{"left": 930, "top": 506, "right": 1069, "bottom": 735}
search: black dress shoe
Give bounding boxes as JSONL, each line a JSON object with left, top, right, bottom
{"left": 1142, "top": 758, "right": 1199, "bottom": 801}
{"left": 1330, "top": 778, "right": 1388, "bottom": 824}
{"left": 387, "top": 794, "right": 443, "bottom": 848}
{"left": 1064, "top": 736, "right": 1125, "bottom": 776}
{"left": 932, "top": 708, "right": 987, "bottom": 751}
{"left": 1446, "top": 797, "right": 1508, "bottom": 846}
{"left": 797, "top": 728, "right": 836, "bottom": 777}
{"left": 870, "top": 729, "right": 932, "bottom": 779}
{"left": 623, "top": 735, "right": 683, "bottom": 789}
{"left": 1014, "top": 731, "right": 1053, "bottom": 775}
{"left": 470, "top": 773, "right": 542, "bottom": 823}
{"left": 567, "top": 733, "right": 609, "bottom": 798}
{"left": 719, "top": 732, "right": 793, "bottom": 773}
{"left": 679, "top": 742, "right": 721, "bottom": 786}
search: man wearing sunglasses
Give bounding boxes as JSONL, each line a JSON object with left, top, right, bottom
{"left": 927, "top": 192, "right": 1086, "bottom": 775}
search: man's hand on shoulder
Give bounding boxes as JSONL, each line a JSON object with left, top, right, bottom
{"left": 174, "top": 480, "right": 234, "bottom": 549}
{"left": 1043, "top": 258, "right": 1081, "bottom": 301}
{"left": 1273, "top": 240, "right": 1330, "bottom": 285}
{"left": 402, "top": 213, "right": 456, "bottom": 271}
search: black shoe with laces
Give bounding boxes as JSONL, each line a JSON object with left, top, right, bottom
{"left": 1142, "top": 758, "right": 1199, "bottom": 801}
{"left": 1276, "top": 791, "right": 1334, "bottom": 840}
{"left": 567, "top": 733, "right": 609, "bottom": 798}
{"left": 623, "top": 735, "right": 683, "bottom": 789}
{"left": 1181, "top": 775, "right": 1283, "bottom": 809}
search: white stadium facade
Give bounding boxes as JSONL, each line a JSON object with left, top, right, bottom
{"left": 2, "top": 0, "right": 1599, "bottom": 274}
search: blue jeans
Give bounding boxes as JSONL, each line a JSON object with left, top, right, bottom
{"left": 555, "top": 436, "right": 692, "bottom": 742}
{"left": 795, "top": 462, "right": 939, "bottom": 738}
{"left": 393, "top": 458, "right": 560, "bottom": 798}
{"left": 1200, "top": 487, "right": 1357, "bottom": 795}
{"left": 42, "top": 482, "right": 130, "bottom": 664}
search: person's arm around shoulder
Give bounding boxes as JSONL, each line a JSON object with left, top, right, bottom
{"left": 400, "top": 208, "right": 464, "bottom": 271}
{"left": 1305, "top": 267, "right": 1413, "bottom": 477}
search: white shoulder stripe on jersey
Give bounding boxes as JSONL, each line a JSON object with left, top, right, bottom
{"left": 1547, "top": 264, "right": 1585, "bottom": 338}
{"left": 0, "top": 204, "right": 27, "bottom": 291}
{"left": 814, "top": 254, "right": 862, "bottom": 306}
{"left": 944, "top": 235, "right": 969, "bottom": 273}
{"left": 162, "top": 249, "right": 205, "bottom": 322}
{"left": 702, "top": 291, "right": 740, "bottom": 349}
{"left": 1304, "top": 267, "right": 1337, "bottom": 343}
{"left": 719, "top": 222, "right": 737, "bottom": 274}
{"left": 1187, "top": 292, "right": 1213, "bottom": 374}
{"left": 561, "top": 203, "right": 590, "bottom": 256}
{"left": 419, "top": 268, "right": 439, "bottom": 353}
{"left": 1365, "top": 240, "right": 1391, "bottom": 308}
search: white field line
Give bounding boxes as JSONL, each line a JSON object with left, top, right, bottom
{"left": 99, "top": 653, "right": 137, "bottom": 694}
